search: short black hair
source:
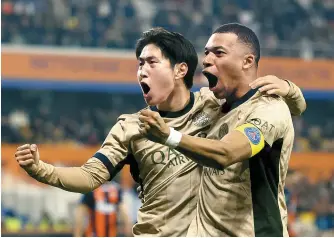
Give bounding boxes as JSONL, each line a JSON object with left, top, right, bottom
{"left": 213, "top": 23, "right": 260, "bottom": 67}
{"left": 135, "top": 27, "right": 198, "bottom": 89}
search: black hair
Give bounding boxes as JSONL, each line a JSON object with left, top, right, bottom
{"left": 214, "top": 23, "right": 260, "bottom": 66}
{"left": 135, "top": 27, "right": 198, "bottom": 88}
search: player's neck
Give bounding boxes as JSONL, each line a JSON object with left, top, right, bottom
{"left": 156, "top": 85, "right": 190, "bottom": 112}
{"left": 227, "top": 74, "right": 257, "bottom": 103}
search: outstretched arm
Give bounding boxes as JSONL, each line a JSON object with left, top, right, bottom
{"left": 15, "top": 117, "right": 134, "bottom": 193}
{"left": 15, "top": 144, "right": 110, "bottom": 193}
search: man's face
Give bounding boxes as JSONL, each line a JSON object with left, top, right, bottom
{"left": 202, "top": 33, "right": 246, "bottom": 99}
{"left": 137, "top": 44, "right": 175, "bottom": 106}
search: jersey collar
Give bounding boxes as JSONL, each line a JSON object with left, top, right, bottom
{"left": 221, "top": 88, "right": 258, "bottom": 113}
{"left": 150, "top": 92, "right": 195, "bottom": 118}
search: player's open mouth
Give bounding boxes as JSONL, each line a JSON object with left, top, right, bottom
{"left": 140, "top": 82, "right": 151, "bottom": 94}
{"left": 203, "top": 71, "right": 218, "bottom": 89}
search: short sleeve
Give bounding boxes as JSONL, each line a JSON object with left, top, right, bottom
{"left": 246, "top": 98, "right": 290, "bottom": 146}
{"left": 93, "top": 115, "right": 140, "bottom": 180}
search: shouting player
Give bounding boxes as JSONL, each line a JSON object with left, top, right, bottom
{"left": 15, "top": 27, "right": 305, "bottom": 236}
{"left": 139, "top": 24, "right": 302, "bottom": 236}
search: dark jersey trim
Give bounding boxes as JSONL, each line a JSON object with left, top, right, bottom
{"left": 250, "top": 139, "right": 284, "bottom": 236}
{"left": 150, "top": 92, "right": 194, "bottom": 118}
{"left": 221, "top": 88, "right": 258, "bottom": 113}
{"left": 93, "top": 152, "right": 129, "bottom": 181}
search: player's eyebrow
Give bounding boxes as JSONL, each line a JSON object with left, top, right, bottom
{"left": 138, "top": 56, "right": 159, "bottom": 61}
{"left": 204, "top": 46, "right": 228, "bottom": 52}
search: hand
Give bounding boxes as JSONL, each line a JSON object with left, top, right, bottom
{"left": 136, "top": 185, "right": 145, "bottom": 203}
{"left": 138, "top": 109, "right": 170, "bottom": 144}
{"left": 15, "top": 144, "right": 40, "bottom": 174}
{"left": 249, "top": 75, "right": 290, "bottom": 97}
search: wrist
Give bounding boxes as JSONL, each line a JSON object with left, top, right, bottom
{"left": 165, "top": 127, "right": 182, "bottom": 148}
{"left": 26, "top": 161, "right": 41, "bottom": 177}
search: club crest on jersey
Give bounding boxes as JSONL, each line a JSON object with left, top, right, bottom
{"left": 192, "top": 111, "right": 211, "bottom": 127}
{"left": 244, "top": 127, "right": 261, "bottom": 145}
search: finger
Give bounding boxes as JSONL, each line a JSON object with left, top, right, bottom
{"left": 16, "top": 154, "right": 33, "bottom": 162}
{"left": 138, "top": 121, "right": 145, "bottom": 128}
{"left": 140, "top": 109, "right": 150, "bottom": 116}
{"left": 18, "top": 159, "right": 35, "bottom": 167}
{"left": 30, "top": 144, "right": 37, "bottom": 152}
{"left": 17, "top": 144, "right": 30, "bottom": 151}
{"left": 250, "top": 78, "right": 272, "bottom": 89}
{"left": 138, "top": 127, "right": 147, "bottom": 135}
{"left": 156, "top": 115, "right": 167, "bottom": 126}
{"left": 145, "top": 124, "right": 151, "bottom": 130}
{"left": 138, "top": 191, "right": 143, "bottom": 199}
{"left": 139, "top": 115, "right": 151, "bottom": 123}
{"left": 258, "top": 84, "right": 277, "bottom": 93}
{"left": 266, "top": 89, "right": 279, "bottom": 95}
{"left": 15, "top": 149, "right": 32, "bottom": 157}
{"left": 138, "top": 115, "right": 145, "bottom": 122}
{"left": 142, "top": 109, "right": 156, "bottom": 117}
{"left": 152, "top": 112, "right": 161, "bottom": 120}
{"left": 140, "top": 115, "right": 156, "bottom": 126}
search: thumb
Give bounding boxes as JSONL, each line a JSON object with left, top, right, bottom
{"left": 30, "top": 144, "right": 40, "bottom": 162}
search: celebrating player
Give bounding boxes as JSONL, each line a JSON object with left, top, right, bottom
{"left": 15, "top": 27, "right": 305, "bottom": 236}
{"left": 139, "top": 24, "right": 301, "bottom": 236}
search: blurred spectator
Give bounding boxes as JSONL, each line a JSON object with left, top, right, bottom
{"left": 2, "top": 89, "right": 333, "bottom": 152}
{"left": 73, "top": 181, "right": 132, "bottom": 237}
{"left": 2, "top": 0, "right": 334, "bottom": 58}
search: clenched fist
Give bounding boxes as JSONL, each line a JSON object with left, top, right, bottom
{"left": 15, "top": 144, "right": 40, "bottom": 174}
{"left": 138, "top": 109, "right": 170, "bottom": 144}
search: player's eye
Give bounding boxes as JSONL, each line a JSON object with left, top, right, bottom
{"left": 215, "top": 51, "right": 225, "bottom": 56}
{"left": 139, "top": 61, "right": 144, "bottom": 66}
{"left": 204, "top": 50, "right": 209, "bottom": 56}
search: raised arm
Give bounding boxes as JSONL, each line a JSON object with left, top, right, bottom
{"left": 15, "top": 117, "right": 134, "bottom": 193}
{"left": 14, "top": 144, "right": 108, "bottom": 193}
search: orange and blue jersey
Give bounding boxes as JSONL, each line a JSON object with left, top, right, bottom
{"left": 81, "top": 182, "right": 122, "bottom": 237}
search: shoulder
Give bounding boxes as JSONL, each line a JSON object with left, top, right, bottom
{"left": 248, "top": 94, "right": 292, "bottom": 126}
{"left": 253, "top": 94, "right": 290, "bottom": 112}
{"left": 194, "top": 87, "right": 221, "bottom": 106}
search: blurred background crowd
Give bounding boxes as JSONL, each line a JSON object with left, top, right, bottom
{"left": 2, "top": 0, "right": 334, "bottom": 58}
{"left": 2, "top": 0, "right": 334, "bottom": 237}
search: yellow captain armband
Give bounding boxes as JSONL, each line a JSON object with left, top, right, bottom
{"left": 235, "top": 123, "right": 265, "bottom": 157}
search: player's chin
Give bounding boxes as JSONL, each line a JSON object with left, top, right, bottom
{"left": 144, "top": 97, "right": 160, "bottom": 106}
{"left": 213, "top": 89, "right": 227, "bottom": 99}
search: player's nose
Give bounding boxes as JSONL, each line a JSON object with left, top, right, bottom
{"left": 203, "top": 54, "right": 214, "bottom": 68}
{"left": 138, "top": 70, "right": 148, "bottom": 81}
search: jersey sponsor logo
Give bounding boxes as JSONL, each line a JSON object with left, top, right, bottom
{"left": 203, "top": 167, "right": 225, "bottom": 177}
{"left": 149, "top": 148, "right": 191, "bottom": 168}
{"left": 244, "top": 127, "right": 261, "bottom": 145}
{"left": 192, "top": 111, "right": 211, "bottom": 127}
{"left": 247, "top": 118, "right": 275, "bottom": 133}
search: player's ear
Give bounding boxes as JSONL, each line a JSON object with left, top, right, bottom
{"left": 174, "top": 62, "right": 188, "bottom": 80}
{"left": 242, "top": 54, "right": 255, "bottom": 70}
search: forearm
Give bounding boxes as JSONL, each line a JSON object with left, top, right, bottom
{"left": 176, "top": 134, "right": 227, "bottom": 169}
{"left": 284, "top": 80, "right": 307, "bottom": 116}
{"left": 27, "top": 158, "right": 109, "bottom": 193}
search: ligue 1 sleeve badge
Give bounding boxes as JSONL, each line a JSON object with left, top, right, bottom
{"left": 244, "top": 127, "right": 261, "bottom": 145}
